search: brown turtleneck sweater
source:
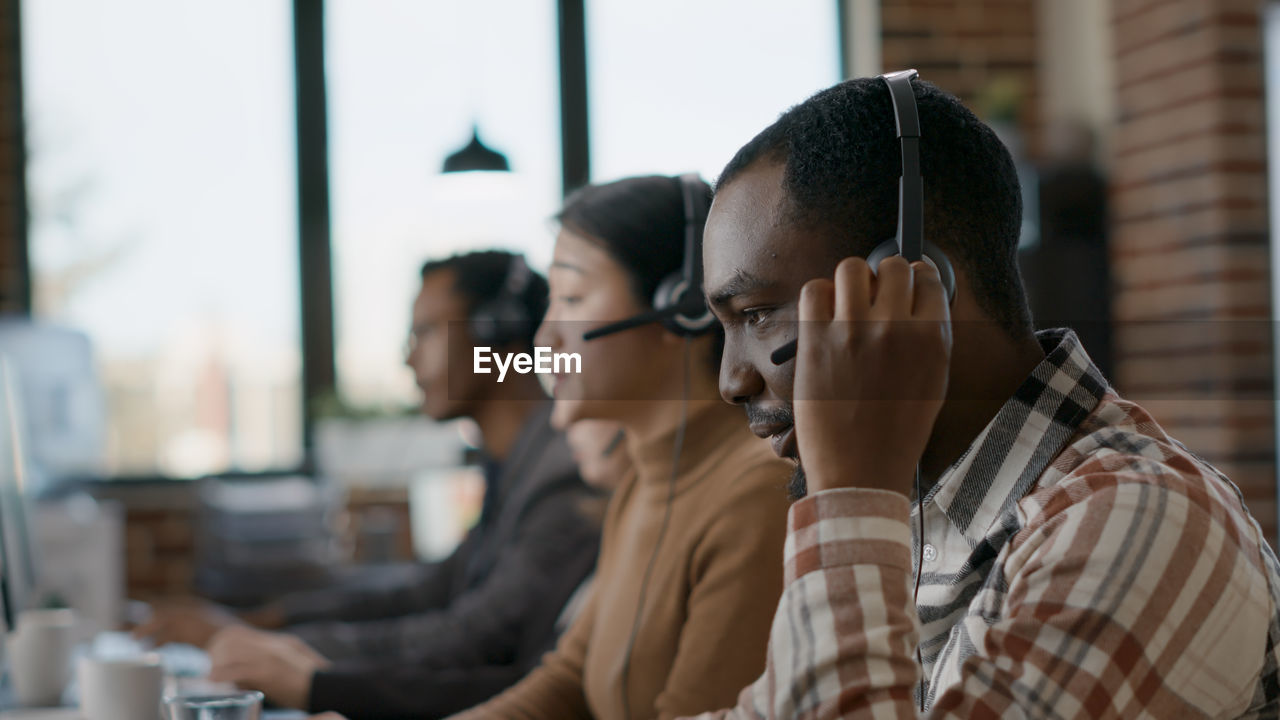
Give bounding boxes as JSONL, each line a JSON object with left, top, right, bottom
{"left": 449, "top": 401, "right": 792, "bottom": 720}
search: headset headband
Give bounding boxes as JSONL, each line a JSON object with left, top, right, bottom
{"left": 881, "top": 69, "right": 923, "bottom": 263}
{"left": 678, "top": 173, "right": 705, "bottom": 297}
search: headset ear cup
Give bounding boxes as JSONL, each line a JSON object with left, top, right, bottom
{"left": 866, "top": 238, "right": 900, "bottom": 276}
{"left": 652, "top": 273, "right": 684, "bottom": 316}
{"left": 865, "top": 238, "right": 957, "bottom": 304}
{"left": 922, "top": 241, "right": 957, "bottom": 304}
{"left": 470, "top": 298, "right": 531, "bottom": 346}
{"left": 469, "top": 303, "right": 503, "bottom": 346}
{"left": 651, "top": 272, "right": 716, "bottom": 337}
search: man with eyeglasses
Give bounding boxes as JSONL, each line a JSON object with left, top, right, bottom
{"left": 138, "top": 250, "right": 603, "bottom": 718}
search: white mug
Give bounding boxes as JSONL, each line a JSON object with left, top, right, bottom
{"left": 9, "top": 608, "right": 77, "bottom": 706}
{"left": 77, "top": 654, "right": 165, "bottom": 720}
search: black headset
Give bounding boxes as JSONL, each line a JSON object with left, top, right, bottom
{"left": 469, "top": 253, "right": 535, "bottom": 347}
{"left": 771, "top": 69, "right": 956, "bottom": 365}
{"left": 577, "top": 174, "right": 715, "bottom": 719}
{"left": 581, "top": 173, "right": 717, "bottom": 341}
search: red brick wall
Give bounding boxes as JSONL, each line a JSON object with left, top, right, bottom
{"left": 881, "top": 0, "right": 1041, "bottom": 154}
{"left": 1108, "top": 0, "right": 1275, "bottom": 541}
{"left": 880, "top": 0, "right": 1277, "bottom": 543}
{"left": 109, "top": 483, "right": 411, "bottom": 601}
{"left": 125, "top": 506, "right": 197, "bottom": 598}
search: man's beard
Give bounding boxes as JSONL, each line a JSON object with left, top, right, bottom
{"left": 788, "top": 464, "right": 808, "bottom": 501}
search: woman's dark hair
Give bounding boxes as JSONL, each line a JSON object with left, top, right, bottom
{"left": 556, "top": 175, "right": 724, "bottom": 366}
{"left": 557, "top": 175, "right": 707, "bottom": 306}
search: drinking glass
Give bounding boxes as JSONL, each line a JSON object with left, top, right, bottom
{"left": 162, "top": 691, "right": 264, "bottom": 720}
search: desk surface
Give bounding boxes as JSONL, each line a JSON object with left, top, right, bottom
{"left": 0, "top": 633, "right": 309, "bottom": 719}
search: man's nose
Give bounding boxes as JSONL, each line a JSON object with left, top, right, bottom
{"left": 719, "top": 352, "right": 764, "bottom": 406}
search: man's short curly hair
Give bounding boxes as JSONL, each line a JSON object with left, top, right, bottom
{"left": 420, "top": 250, "right": 548, "bottom": 351}
{"left": 717, "top": 76, "right": 1033, "bottom": 337}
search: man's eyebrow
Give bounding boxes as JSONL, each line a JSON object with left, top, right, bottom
{"left": 708, "top": 270, "right": 771, "bottom": 308}
{"left": 550, "top": 260, "right": 586, "bottom": 274}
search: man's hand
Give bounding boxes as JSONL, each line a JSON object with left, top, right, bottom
{"left": 132, "top": 599, "right": 244, "bottom": 649}
{"left": 207, "top": 625, "right": 332, "bottom": 710}
{"left": 793, "top": 255, "right": 951, "bottom": 497}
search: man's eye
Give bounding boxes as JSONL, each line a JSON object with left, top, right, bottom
{"left": 743, "top": 308, "right": 773, "bottom": 327}
{"left": 556, "top": 295, "right": 582, "bottom": 306}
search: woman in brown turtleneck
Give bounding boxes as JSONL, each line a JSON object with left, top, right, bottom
{"left": 310, "top": 177, "right": 790, "bottom": 720}
{"left": 446, "top": 175, "right": 791, "bottom": 720}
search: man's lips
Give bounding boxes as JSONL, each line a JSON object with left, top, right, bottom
{"left": 750, "top": 422, "right": 798, "bottom": 459}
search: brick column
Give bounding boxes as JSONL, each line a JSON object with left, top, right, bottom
{"left": 880, "top": 0, "right": 1041, "bottom": 154}
{"left": 1109, "top": 0, "right": 1276, "bottom": 542}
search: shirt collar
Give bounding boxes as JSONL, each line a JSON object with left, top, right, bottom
{"left": 927, "top": 328, "right": 1110, "bottom": 547}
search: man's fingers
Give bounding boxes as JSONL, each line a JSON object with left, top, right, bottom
{"left": 208, "top": 627, "right": 255, "bottom": 662}
{"left": 209, "top": 651, "right": 265, "bottom": 682}
{"left": 871, "top": 255, "right": 912, "bottom": 317}
{"left": 832, "top": 257, "right": 874, "bottom": 322}
{"left": 911, "top": 260, "right": 948, "bottom": 321}
{"left": 798, "top": 278, "right": 836, "bottom": 324}
{"left": 207, "top": 659, "right": 242, "bottom": 683}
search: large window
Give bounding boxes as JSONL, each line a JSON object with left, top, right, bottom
{"left": 586, "top": 0, "right": 840, "bottom": 182}
{"left": 22, "top": 1, "right": 301, "bottom": 477}
{"left": 19, "top": 1, "right": 847, "bottom": 479}
{"left": 327, "top": 0, "right": 562, "bottom": 411}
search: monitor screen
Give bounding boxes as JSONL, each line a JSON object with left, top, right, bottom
{"left": 0, "top": 320, "right": 105, "bottom": 491}
{"left": 0, "top": 474, "right": 9, "bottom": 633}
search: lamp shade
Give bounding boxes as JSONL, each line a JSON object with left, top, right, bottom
{"left": 441, "top": 127, "right": 510, "bottom": 173}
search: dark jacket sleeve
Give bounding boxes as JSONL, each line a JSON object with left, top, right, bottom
{"left": 308, "top": 663, "right": 531, "bottom": 720}
{"left": 305, "top": 565, "right": 598, "bottom": 720}
{"left": 273, "top": 538, "right": 469, "bottom": 626}
{"left": 287, "top": 474, "right": 599, "bottom": 664}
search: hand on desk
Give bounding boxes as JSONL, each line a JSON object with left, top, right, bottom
{"left": 208, "top": 625, "right": 332, "bottom": 710}
{"left": 132, "top": 598, "right": 286, "bottom": 649}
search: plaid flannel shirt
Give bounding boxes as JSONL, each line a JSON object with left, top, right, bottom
{"left": 686, "top": 329, "right": 1280, "bottom": 719}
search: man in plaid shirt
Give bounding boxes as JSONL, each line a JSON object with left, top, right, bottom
{"left": 695, "top": 75, "right": 1280, "bottom": 718}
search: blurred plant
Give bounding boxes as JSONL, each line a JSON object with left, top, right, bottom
{"left": 975, "top": 75, "right": 1023, "bottom": 125}
{"left": 36, "top": 590, "right": 70, "bottom": 610}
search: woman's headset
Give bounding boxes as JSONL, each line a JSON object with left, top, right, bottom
{"left": 771, "top": 69, "right": 956, "bottom": 366}
{"left": 581, "top": 173, "right": 717, "bottom": 341}
{"left": 572, "top": 173, "right": 715, "bottom": 719}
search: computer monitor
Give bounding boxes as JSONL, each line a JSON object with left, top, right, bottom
{"left": 0, "top": 319, "right": 105, "bottom": 492}
{"left": 0, "top": 355, "right": 39, "bottom": 631}
{"left": 0, "top": 473, "right": 9, "bottom": 634}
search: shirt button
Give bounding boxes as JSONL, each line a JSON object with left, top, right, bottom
{"left": 922, "top": 544, "right": 938, "bottom": 563}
